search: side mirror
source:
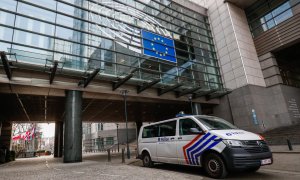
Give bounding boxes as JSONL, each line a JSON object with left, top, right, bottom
{"left": 189, "top": 128, "right": 203, "bottom": 134}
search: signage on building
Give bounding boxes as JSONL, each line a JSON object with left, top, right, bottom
{"left": 89, "top": 0, "right": 175, "bottom": 62}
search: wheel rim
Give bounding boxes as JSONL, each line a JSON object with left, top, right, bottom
{"left": 144, "top": 156, "right": 149, "bottom": 165}
{"left": 208, "top": 159, "right": 220, "bottom": 173}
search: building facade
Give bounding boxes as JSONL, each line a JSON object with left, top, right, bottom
{"left": 0, "top": 0, "right": 222, "bottom": 91}
{"left": 82, "top": 122, "right": 136, "bottom": 152}
{"left": 196, "top": 0, "right": 300, "bottom": 133}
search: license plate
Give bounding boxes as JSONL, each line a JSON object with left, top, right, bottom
{"left": 261, "top": 158, "right": 272, "bottom": 165}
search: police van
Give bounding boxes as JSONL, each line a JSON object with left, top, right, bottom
{"left": 137, "top": 114, "right": 272, "bottom": 179}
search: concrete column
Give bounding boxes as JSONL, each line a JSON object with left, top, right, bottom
{"left": 192, "top": 103, "right": 202, "bottom": 115}
{"left": 258, "top": 52, "right": 283, "bottom": 87}
{"left": 0, "top": 121, "right": 12, "bottom": 150}
{"left": 64, "top": 90, "right": 82, "bottom": 163}
{"left": 135, "top": 120, "right": 143, "bottom": 138}
{"left": 54, "top": 121, "right": 63, "bottom": 158}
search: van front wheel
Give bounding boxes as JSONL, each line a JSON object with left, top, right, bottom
{"left": 204, "top": 153, "right": 228, "bottom": 179}
{"left": 142, "top": 152, "right": 153, "bottom": 167}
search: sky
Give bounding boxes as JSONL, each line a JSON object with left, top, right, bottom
{"left": 39, "top": 123, "right": 55, "bottom": 138}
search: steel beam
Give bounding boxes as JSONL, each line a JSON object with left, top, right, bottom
{"left": 176, "top": 86, "right": 202, "bottom": 98}
{"left": 112, "top": 68, "right": 137, "bottom": 91}
{"left": 49, "top": 61, "right": 58, "bottom": 84}
{"left": 157, "top": 83, "right": 183, "bottom": 96}
{"left": 206, "top": 90, "right": 232, "bottom": 100}
{"left": 137, "top": 79, "right": 160, "bottom": 94}
{"left": 78, "top": 68, "right": 100, "bottom": 88}
{"left": 193, "top": 89, "right": 218, "bottom": 99}
{"left": 0, "top": 51, "right": 12, "bottom": 80}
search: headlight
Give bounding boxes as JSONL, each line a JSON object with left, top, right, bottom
{"left": 223, "top": 140, "right": 245, "bottom": 147}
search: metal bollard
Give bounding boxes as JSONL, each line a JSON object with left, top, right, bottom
{"left": 122, "top": 148, "right": 125, "bottom": 163}
{"left": 287, "top": 139, "right": 293, "bottom": 151}
{"left": 107, "top": 149, "right": 111, "bottom": 162}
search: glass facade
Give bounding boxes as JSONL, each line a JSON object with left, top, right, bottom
{"left": 0, "top": 0, "right": 223, "bottom": 90}
{"left": 246, "top": 0, "right": 300, "bottom": 37}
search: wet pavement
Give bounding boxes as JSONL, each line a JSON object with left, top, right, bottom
{"left": 0, "top": 152, "right": 299, "bottom": 180}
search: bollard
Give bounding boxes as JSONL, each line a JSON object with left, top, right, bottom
{"left": 122, "top": 148, "right": 125, "bottom": 163}
{"left": 107, "top": 149, "right": 111, "bottom": 162}
{"left": 287, "top": 139, "right": 293, "bottom": 151}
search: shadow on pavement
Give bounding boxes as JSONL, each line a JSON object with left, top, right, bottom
{"left": 130, "top": 160, "right": 276, "bottom": 179}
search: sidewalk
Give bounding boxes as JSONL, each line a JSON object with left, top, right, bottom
{"left": 261, "top": 153, "right": 300, "bottom": 173}
{"left": 270, "top": 145, "right": 300, "bottom": 153}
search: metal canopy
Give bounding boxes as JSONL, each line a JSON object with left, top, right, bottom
{"left": 112, "top": 68, "right": 138, "bottom": 91}
{"left": 176, "top": 86, "right": 202, "bottom": 98}
{"left": 193, "top": 89, "right": 218, "bottom": 99}
{"left": 157, "top": 83, "right": 183, "bottom": 96}
{"left": 0, "top": 51, "right": 13, "bottom": 80}
{"left": 49, "top": 61, "right": 58, "bottom": 84}
{"left": 137, "top": 79, "right": 161, "bottom": 94}
{"left": 78, "top": 68, "right": 100, "bottom": 88}
{"left": 206, "top": 89, "right": 232, "bottom": 100}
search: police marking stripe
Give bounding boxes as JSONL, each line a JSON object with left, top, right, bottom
{"left": 182, "top": 134, "right": 202, "bottom": 165}
{"left": 194, "top": 139, "right": 223, "bottom": 165}
{"left": 189, "top": 135, "right": 217, "bottom": 165}
{"left": 186, "top": 133, "right": 211, "bottom": 165}
{"left": 183, "top": 133, "right": 223, "bottom": 165}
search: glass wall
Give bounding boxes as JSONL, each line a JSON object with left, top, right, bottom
{"left": 246, "top": 0, "right": 300, "bottom": 37}
{"left": 0, "top": 0, "right": 223, "bottom": 90}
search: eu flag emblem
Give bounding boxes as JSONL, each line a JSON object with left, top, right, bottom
{"left": 141, "top": 29, "right": 177, "bottom": 63}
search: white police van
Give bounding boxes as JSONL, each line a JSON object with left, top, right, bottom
{"left": 137, "top": 114, "right": 272, "bottom": 179}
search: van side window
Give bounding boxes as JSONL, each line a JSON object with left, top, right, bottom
{"left": 179, "top": 119, "right": 202, "bottom": 135}
{"left": 158, "top": 121, "right": 176, "bottom": 137}
{"left": 142, "top": 125, "right": 158, "bottom": 138}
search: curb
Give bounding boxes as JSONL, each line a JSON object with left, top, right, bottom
{"left": 271, "top": 151, "right": 300, "bottom": 154}
{"left": 125, "top": 158, "right": 140, "bottom": 165}
{"left": 0, "top": 160, "right": 15, "bottom": 167}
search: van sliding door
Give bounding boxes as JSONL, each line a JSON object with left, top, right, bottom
{"left": 156, "top": 120, "right": 178, "bottom": 164}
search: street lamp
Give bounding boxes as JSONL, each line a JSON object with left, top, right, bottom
{"left": 116, "top": 123, "right": 119, "bottom": 153}
{"left": 121, "top": 90, "right": 130, "bottom": 159}
{"left": 188, "top": 94, "right": 194, "bottom": 115}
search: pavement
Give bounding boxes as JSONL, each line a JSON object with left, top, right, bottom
{"left": 0, "top": 152, "right": 300, "bottom": 180}
{"left": 269, "top": 145, "right": 300, "bottom": 153}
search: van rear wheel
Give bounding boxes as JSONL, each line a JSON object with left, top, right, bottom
{"left": 142, "top": 152, "right": 153, "bottom": 167}
{"left": 204, "top": 153, "right": 228, "bottom": 179}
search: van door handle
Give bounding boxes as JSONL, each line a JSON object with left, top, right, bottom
{"left": 170, "top": 137, "right": 175, "bottom": 140}
{"left": 178, "top": 137, "right": 182, "bottom": 140}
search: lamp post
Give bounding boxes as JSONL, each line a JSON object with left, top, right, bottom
{"left": 188, "top": 94, "right": 194, "bottom": 115}
{"left": 116, "top": 123, "right": 119, "bottom": 153}
{"left": 121, "top": 90, "right": 130, "bottom": 159}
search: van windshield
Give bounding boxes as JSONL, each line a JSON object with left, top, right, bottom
{"left": 195, "top": 116, "right": 238, "bottom": 130}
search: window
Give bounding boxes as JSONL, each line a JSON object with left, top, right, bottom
{"left": 106, "top": 137, "right": 114, "bottom": 145}
{"left": 247, "top": 0, "right": 295, "bottom": 37}
{"left": 97, "top": 123, "right": 103, "bottom": 131}
{"left": 179, "top": 119, "right": 202, "bottom": 135}
{"left": 142, "top": 125, "right": 158, "bottom": 138}
{"left": 158, "top": 121, "right": 176, "bottom": 137}
{"left": 195, "top": 116, "right": 237, "bottom": 130}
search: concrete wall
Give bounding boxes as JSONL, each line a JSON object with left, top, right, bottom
{"left": 214, "top": 84, "right": 300, "bottom": 133}
{"left": 213, "top": 95, "right": 234, "bottom": 124}
{"left": 205, "top": 0, "right": 265, "bottom": 89}
{"left": 258, "top": 52, "right": 283, "bottom": 87}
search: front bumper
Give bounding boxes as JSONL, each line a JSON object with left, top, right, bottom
{"left": 221, "top": 146, "right": 273, "bottom": 171}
